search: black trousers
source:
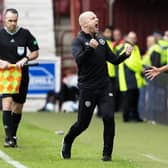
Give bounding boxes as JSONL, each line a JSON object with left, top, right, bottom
{"left": 64, "top": 85, "right": 115, "bottom": 156}
{"left": 97, "top": 78, "right": 116, "bottom": 117}
{"left": 122, "top": 89, "right": 140, "bottom": 121}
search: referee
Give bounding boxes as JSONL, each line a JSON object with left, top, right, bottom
{"left": 0, "top": 8, "right": 39, "bottom": 147}
{"left": 61, "top": 11, "right": 133, "bottom": 161}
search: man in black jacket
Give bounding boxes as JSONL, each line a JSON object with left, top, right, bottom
{"left": 61, "top": 11, "right": 132, "bottom": 161}
{"left": 0, "top": 8, "right": 39, "bottom": 147}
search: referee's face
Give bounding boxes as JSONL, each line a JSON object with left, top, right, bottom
{"left": 4, "top": 11, "right": 18, "bottom": 33}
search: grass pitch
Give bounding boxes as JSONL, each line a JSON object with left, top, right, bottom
{"left": 0, "top": 112, "right": 168, "bottom": 168}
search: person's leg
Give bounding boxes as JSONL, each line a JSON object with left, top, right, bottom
{"left": 115, "top": 78, "right": 123, "bottom": 112}
{"left": 97, "top": 86, "right": 115, "bottom": 161}
{"left": 130, "top": 89, "right": 142, "bottom": 121}
{"left": 62, "top": 89, "right": 96, "bottom": 159}
{"left": 97, "top": 78, "right": 116, "bottom": 118}
{"left": 110, "top": 78, "right": 117, "bottom": 112}
{"left": 2, "top": 96, "right": 13, "bottom": 147}
{"left": 11, "top": 68, "right": 29, "bottom": 146}
{"left": 59, "top": 83, "right": 68, "bottom": 111}
{"left": 122, "top": 91, "right": 131, "bottom": 122}
{"left": 11, "top": 102, "right": 23, "bottom": 141}
{"left": 102, "top": 117, "right": 115, "bottom": 161}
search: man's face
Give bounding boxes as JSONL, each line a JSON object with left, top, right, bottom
{"left": 113, "top": 30, "right": 122, "bottom": 42}
{"left": 103, "top": 28, "right": 113, "bottom": 40}
{"left": 4, "top": 11, "right": 18, "bottom": 32}
{"left": 86, "top": 12, "right": 99, "bottom": 34}
{"left": 164, "top": 31, "right": 168, "bottom": 41}
{"left": 146, "top": 36, "right": 155, "bottom": 48}
{"left": 127, "top": 33, "right": 137, "bottom": 44}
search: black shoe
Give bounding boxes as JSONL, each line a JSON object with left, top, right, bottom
{"left": 123, "top": 118, "right": 130, "bottom": 122}
{"left": 61, "top": 139, "right": 72, "bottom": 159}
{"left": 4, "top": 137, "right": 17, "bottom": 148}
{"left": 135, "top": 117, "right": 144, "bottom": 122}
{"left": 12, "top": 136, "right": 18, "bottom": 147}
{"left": 38, "top": 107, "right": 46, "bottom": 112}
{"left": 102, "top": 155, "right": 112, "bottom": 161}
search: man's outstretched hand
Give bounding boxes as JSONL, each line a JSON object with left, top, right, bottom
{"left": 144, "top": 66, "right": 161, "bottom": 80}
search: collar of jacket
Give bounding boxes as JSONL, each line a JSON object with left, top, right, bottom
{"left": 80, "top": 31, "right": 96, "bottom": 39}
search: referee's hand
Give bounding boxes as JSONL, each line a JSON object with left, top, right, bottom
{"left": 0, "top": 60, "right": 10, "bottom": 69}
{"left": 16, "top": 57, "right": 28, "bottom": 68}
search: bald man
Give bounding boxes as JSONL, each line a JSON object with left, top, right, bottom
{"left": 61, "top": 11, "right": 133, "bottom": 161}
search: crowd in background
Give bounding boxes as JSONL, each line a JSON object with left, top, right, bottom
{"left": 39, "top": 26, "right": 168, "bottom": 122}
{"left": 101, "top": 26, "right": 168, "bottom": 122}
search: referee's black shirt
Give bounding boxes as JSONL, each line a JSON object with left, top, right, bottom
{"left": 72, "top": 31, "right": 128, "bottom": 89}
{"left": 0, "top": 27, "right": 39, "bottom": 64}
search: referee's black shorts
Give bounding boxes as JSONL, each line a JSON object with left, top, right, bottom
{"left": 2, "top": 67, "right": 29, "bottom": 104}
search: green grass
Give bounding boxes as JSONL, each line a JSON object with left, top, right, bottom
{"left": 0, "top": 112, "right": 168, "bottom": 168}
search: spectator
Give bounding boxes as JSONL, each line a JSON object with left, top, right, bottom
{"left": 38, "top": 70, "right": 79, "bottom": 112}
{"left": 118, "top": 31, "right": 144, "bottom": 122}
{"left": 153, "top": 31, "right": 168, "bottom": 66}
{"left": 112, "top": 29, "right": 125, "bottom": 112}
{"left": 143, "top": 35, "right": 162, "bottom": 67}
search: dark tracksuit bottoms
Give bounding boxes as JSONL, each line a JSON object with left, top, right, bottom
{"left": 64, "top": 85, "right": 115, "bottom": 156}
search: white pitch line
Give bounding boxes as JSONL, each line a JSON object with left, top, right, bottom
{"left": 0, "top": 150, "right": 28, "bottom": 168}
{"left": 142, "top": 153, "right": 168, "bottom": 165}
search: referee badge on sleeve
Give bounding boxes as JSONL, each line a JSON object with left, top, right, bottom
{"left": 17, "top": 46, "right": 25, "bottom": 56}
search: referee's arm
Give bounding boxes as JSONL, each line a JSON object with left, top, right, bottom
{"left": 26, "top": 50, "right": 39, "bottom": 61}
{"left": 15, "top": 50, "right": 39, "bottom": 68}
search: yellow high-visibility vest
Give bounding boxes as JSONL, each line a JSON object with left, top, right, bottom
{"left": 118, "top": 43, "right": 145, "bottom": 91}
{"left": 106, "top": 40, "right": 116, "bottom": 78}
{"left": 142, "top": 44, "right": 161, "bottom": 66}
{"left": 158, "top": 39, "right": 168, "bottom": 65}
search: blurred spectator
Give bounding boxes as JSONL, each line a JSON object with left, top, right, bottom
{"left": 102, "top": 25, "right": 113, "bottom": 40}
{"left": 112, "top": 29, "right": 125, "bottom": 112}
{"left": 153, "top": 31, "right": 162, "bottom": 42}
{"left": 153, "top": 31, "right": 168, "bottom": 66}
{"left": 160, "top": 30, "right": 168, "bottom": 66}
{"left": 38, "top": 70, "right": 79, "bottom": 112}
{"left": 118, "top": 31, "right": 144, "bottom": 122}
{"left": 112, "top": 29, "right": 125, "bottom": 54}
{"left": 143, "top": 35, "right": 162, "bottom": 67}
{"left": 163, "top": 30, "right": 168, "bottom": 41}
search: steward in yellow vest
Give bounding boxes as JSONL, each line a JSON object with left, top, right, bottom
{"left": 143, "top": 35, "right": 162, "bottom": 67}
{"left": 158, "top": 39, "right": 168, "bottom": 65}
{"left": 118, "top": 43, "right": 145, "bottom": 92}
{"left": 117, "top": 32, "right": 144, "bottom": 122}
